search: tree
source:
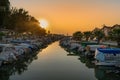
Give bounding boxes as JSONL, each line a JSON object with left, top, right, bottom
{"left": 94, "top": 30, "right": 105, "bottom": 44}
{"left": 73, "top": 31, "right": 83, "bottom": 41}
{"left": 3, "top": 7, "right": 46, "bottom": 36}
{"left": 4, "top": 8, "right": 29, "bottom": 32}
{"left": 0, "top": 32, "right": 5, "bottom": 40}
{"left": 83, "top": 31, "right": 92, "bottom": 41}
{"left": 0, "top": 0, "right": 10, "bottom": 27}
{"left": 109, "top": 28, "right": 120, "bottom": 47}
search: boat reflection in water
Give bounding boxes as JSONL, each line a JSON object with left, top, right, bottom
{"left": 64, "top": 48, "right": 120, "bottom": 80}
{"left": 78, "top": 56, "right": 95, "bottom": 69}
{"left": 0, "top": 51, "right": 39, "bottom": 80}
{"left": 65, "top": 47, "right": 95, "bottom": 69}
{"left": 95, "top": 66, "right": 120, "bottom": 80}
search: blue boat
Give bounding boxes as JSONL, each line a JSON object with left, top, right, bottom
{"left": 94, "top": 48, "right": 120, "bottom": 66}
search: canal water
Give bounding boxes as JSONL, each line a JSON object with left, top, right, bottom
{"left": 0, "top": 42, "right": 120, "bottom": 80}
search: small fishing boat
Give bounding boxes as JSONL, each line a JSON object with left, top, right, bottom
{"left": 94, "top": 48, "right": 120, "bottom": 66}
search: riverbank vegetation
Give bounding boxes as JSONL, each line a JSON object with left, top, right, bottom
{"left": 73, "top": 24, "right": 120, "bottom": 47}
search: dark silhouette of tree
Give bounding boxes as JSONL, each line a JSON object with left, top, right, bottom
{"left": 109, "top": 28, "right": 120, "bottom": 47}
{"left": 73, "top": 31, "right": 83, "bottom": 41}
{"left": 4, "top": 8, "right": 29, "bottom": 31}
{"left": 93, "top": 30, "right": 105, "bottom": 44}
{"left": 0, "top": 0, "right": 10, "bottom": 28}
{"left": 0, "top": 32, "right": 5, "bottom": 40}
{"left": 3, "top": 7, "right": 46, "bottom": 36}
{"left": 83, "top": 31, "right": 92, "bottom": 41}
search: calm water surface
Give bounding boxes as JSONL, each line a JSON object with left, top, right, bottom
{"left": 0, "top": 42, "right": 119, "bottom": 80}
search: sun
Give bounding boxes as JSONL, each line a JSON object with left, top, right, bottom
{"left": 39, "top": 19, "right": 48, "bottom": 28}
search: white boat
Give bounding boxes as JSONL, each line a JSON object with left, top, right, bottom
{"left": 0, "top": 44, "right": 26, "bottom": 63}
{"left": 69, "top": 43, "right": 81, "bottom": 50}
{"left": 14, "top": 46, "right": 25, "bottom": 55}
{"left": 94, "top": 48, "right": 120, "bottom": 66}
{"left": 0, "top": 45, "right": 17, "bottom": 63}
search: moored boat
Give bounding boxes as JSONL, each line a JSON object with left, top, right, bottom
{"left": 94, "top": 48, "right": 120, "bottom": 66}
{"left": 84, "top": 45, "right": 106, "bottom": 58}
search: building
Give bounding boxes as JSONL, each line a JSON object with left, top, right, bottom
{"left": 0, "top": 0, "right": 10, "bottom": 28}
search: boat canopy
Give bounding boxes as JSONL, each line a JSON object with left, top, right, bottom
{"left": 97, "top": 48, "right": 120, "bottom": 54}
{"left": 81, "top": 42, "right": 98, "bottom": 47}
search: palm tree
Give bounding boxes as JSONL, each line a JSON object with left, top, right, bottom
{"left": 83, "top": 31, "right": 91, "bottom": 41}
{"left": 94, "top": 30, "right": 105, "bottom": 44}
{"left": 109, "top": 28, "right": 120, "bottom": 47}
{"left": 73, "top": 31, "right": 83, "bottom": 41}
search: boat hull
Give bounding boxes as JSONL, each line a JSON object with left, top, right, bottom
{"left": 95, "top": 61, "right": 120, "bottom": 66}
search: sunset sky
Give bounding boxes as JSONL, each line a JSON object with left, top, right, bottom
{"left": 9, "top": 0, "right": 120, "bottom": 35}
